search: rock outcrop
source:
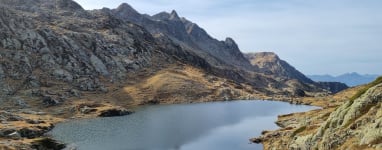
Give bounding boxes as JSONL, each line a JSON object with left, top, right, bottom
{"left": 257, "top": 78, "right": 382, "bottom": 150}
{"left": 98, "top": 108, "right": 133, "bottom": 117}
{"left": 291, "top": 83, "right": 382, "bottom": 149}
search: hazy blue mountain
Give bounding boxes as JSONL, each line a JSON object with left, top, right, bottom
{"left": 308, "top": 73, "right": 379, "bottom": 87}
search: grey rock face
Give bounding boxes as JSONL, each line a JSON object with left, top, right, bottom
{"left": 110, "top": 5, "right": 254, "bottom": 71}
{"left": 0, "top": 0, "right": 162, "bottom": 102}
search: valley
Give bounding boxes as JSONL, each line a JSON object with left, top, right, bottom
{"left": 0, "top": 0, "right": 380, "bottom": 150}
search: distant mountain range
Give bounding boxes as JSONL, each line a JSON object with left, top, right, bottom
{"left": 308, "top": 73, "right": 379, "bottom": 87}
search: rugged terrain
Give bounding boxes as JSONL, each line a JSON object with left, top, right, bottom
{"left": 0, "top": 0, "right": 350, "bottom": 149}
{"left": 253, "top": 77, "right": 382, "bottom": 149}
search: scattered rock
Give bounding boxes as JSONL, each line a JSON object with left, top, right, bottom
{"left": 25, "top": 119, "right": 45, "bottom": 124}
{"left": 13, "top": 97, "right": 29, "bottom": 108}
{"left": 7, "top": 131, "right": 21, "bottom": 139}
{"left": 19, "top": 128, "right": 46, "bottom": 139}
{"left": 0, "top": 111, "right": 24, "bottom": 121}
{"left": 42, "top": 96, "right": 60, "bottom": 106}
{"left": 22, "top": 110, "right": 47, "bottom": 115}
{"left": 68, "top": 89, "right": 81, "bottom": 97}
{"left": 0, "top": 129, "right": 17, "bottom": 138}
{"left": 80, "top": 106, "right": 97, "bottom": 114}
{"left": 250, "top": 137, "right": 263, "bottom": 144}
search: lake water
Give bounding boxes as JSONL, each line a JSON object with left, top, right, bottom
{"left": 49, "top": 100, "right": 318, "bottom": 150}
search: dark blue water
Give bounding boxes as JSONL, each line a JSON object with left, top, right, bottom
{"left": 49, "top": 100, "right": 318, "bottom": 150}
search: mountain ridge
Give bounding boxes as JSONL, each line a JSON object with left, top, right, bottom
{"left": 308, "top": 72, "right": 379, "bottom": 87}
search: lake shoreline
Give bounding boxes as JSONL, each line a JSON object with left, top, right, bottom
{"left": 0, "top": 96, "right": 323, "bottom": 149}
{"left": 49, "top": 99, "right": 320, "bottom": 150}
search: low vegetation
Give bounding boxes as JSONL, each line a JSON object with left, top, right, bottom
{"left": 350, "top": 76, "right": 382, "bottom": 101}
{"left": 291, "top": 126, "right": 306, "bottom": 137}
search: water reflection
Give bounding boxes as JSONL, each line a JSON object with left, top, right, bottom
{"left": 50, "top": 100, "right": 318, "bottom": 150}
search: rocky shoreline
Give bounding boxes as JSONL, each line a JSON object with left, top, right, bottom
{"left": 0, "top": 93, "right": 315, "bottom": 150}
{"left": 0, "top": 103, "right": 135, "bottom": 150}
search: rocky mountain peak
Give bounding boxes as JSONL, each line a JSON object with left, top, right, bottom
{"left": 55, "top": 0, "right": 84, "bottom": 11}
{"left": 116, "top": 3, "right": 139, "bottom": 15}
{"left": 224, "top": 37, "right": 237, "bottom": 47}
{"left": 245, "top": 52, "right": 315, "bottom": 84}
{"left": 169, "top": 10, "right": 181, "bottom": 20}
{"left": 112, "top": 3, "right": 142, "bottom": 22}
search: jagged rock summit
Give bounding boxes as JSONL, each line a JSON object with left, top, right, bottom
{"left": 110, "top": 5, "right": 254, "bottom": 70}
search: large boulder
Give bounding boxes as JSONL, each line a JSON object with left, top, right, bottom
{"left": 98, "top": 108, "right": 133, "bottom": 117}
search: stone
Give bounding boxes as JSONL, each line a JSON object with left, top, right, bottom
{"left": 31, "top": 138, "right": 66, "bottom": 150}
{"left": 13, "top": 97, "right": 29, "bottom": 108}
{"left": 42, "top": 96, "right": 60, "bottom": 106}
{"left": 25, "top": 119, "right": 44, "bottom": 124}
{"left": 90, "top": 54, "right": 109, "bottom": 76}
{"left": 18, "top": 128, "right": 45, "bottom": 139}
{"left": 68, "top": 89, "right": 81, "bottom": 97}
{"left": 7, "top": 131, "right": 21, "bottom": 139}
{"left": 52, "top": 69, "right": 73, "bottom": 82}
{"left": 98, "top": 108, "right": 134, "bottom": 117}
{"left": 250, "top": 137, "right": 263, "bottom": 144}
{"left": 80, "top": 106, "right": 97, "bottom": 114}
{"left": 293, "top": 89, "right": 306, "bottom": 97}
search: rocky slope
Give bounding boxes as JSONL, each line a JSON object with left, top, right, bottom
{"left": 109, "top": 3, "right": 254, "bottom": 71}
{"left": 245, "top": 52, "right": 314, "bottom": 84}
{"left": 245, "top": 52, "right": 348, "bottom": 94}
{"left": 253, "top": 77, "right": 382, "bottom": 149}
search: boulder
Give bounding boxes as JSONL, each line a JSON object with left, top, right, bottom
{"left": 31, "top": 138, "right": 66, "bottom": 150}
{"left": 293, "top": 89, "right": 306, "bottom": 97}
{"left": 80, "top": 106, "right": 97, "bottom": 114}
{"left": 98, "top": 108, "right": 133, "bottom": 117}
{"left": 250, "top": 137, "right": 263, "bottom": 144}
{"left": 42, "top": 96, "right": 60, "bottom": 106}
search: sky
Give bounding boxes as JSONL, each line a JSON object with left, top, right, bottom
{"left": 74, "top": 0, "right": 382, "bottom": 76}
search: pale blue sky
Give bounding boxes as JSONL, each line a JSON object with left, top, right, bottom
{"left": 74, "top": 0, "right": 382, "bottom": 76}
